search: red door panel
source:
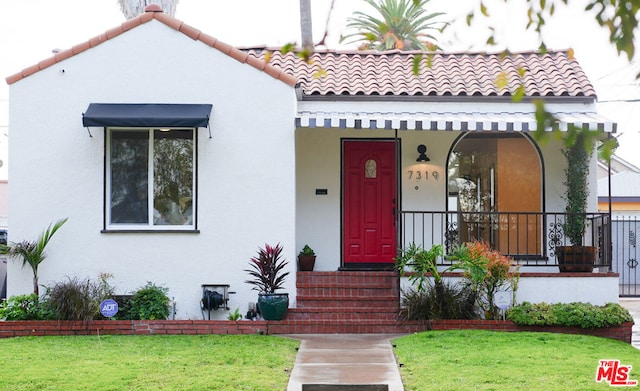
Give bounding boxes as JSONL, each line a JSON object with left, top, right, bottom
{"left": 343, "top": 141, "right": 397, "bottom": 265}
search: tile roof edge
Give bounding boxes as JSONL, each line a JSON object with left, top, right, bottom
{"left": 239, "top": 46, "right": 576, "bottom": 57}
{"left": 6, "top": 9, "right": 295, "bottom": 88}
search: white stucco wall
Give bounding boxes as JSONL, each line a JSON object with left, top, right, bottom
{"left": 399, "top": 275, "right": 619, "bottom": 307}
{"left": 8, "top": 20, "right": 296, "bottom": 319}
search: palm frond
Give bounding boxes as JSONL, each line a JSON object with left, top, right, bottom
{"left": 117, "top": 0, "right": 178, "bottom": 19}
{"left": 342, "top": 0, "right": 447, "bottom": 51}
{"left": 2, "top": 218, "right": 67, "bottom": 295}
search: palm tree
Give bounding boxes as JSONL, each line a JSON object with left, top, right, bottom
{"left": 118, "top": 0, "right": 178, "bottom": 19}
{"left": 300, "top": 0, "right": 313, "bottom": 49}
{"left": 340, "top": 0, "right": 446, "bottom": 51}
{"left": 1, "top": 218, "right": 67, "bottom": 296}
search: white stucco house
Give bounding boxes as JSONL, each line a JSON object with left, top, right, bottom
{"left": 5, "top": 6, "right": 619, "bottom": 320}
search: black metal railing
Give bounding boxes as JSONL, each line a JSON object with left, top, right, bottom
{"left": 399, "top": 211, "right": 611, "bottom": 269}
{"left": 612, "top": 217, "right": 639, "bottom": 296}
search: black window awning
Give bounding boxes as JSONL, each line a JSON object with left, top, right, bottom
{"left": 82, "top": 103, "right": 213, "bottom": 128}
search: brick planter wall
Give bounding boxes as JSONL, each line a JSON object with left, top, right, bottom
{"left": 0, "top": 319, "right": 632, "bottom": 344}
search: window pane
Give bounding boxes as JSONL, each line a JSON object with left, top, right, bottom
{"left": 153, "top": 129, "right": 194, "bottom": 225}
{"left": 110, "top": 131, "right": 149, "bottom": 224}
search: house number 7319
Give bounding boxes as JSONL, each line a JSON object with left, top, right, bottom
{"left": 407, "top": 170, "right": 439, "bottom": 181}
{"left": 407, "top": 171, "right": 428, "bottom": 180}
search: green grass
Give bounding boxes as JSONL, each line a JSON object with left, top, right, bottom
{"left": 394, "top": 330, "right": 640, "bottom": 391}
{"left": 0, "top": 334, "right": 299, "bottom": 390}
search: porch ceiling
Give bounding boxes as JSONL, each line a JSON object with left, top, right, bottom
{"left": 295, "top": 111, "right": 617, "bottom": 133}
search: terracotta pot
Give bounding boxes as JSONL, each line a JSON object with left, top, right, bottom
{"left": 298, "top": 255, "right": 316, "bottom": 271}
{"left": 556, "top": 246, "right": 596, "bottom": 272}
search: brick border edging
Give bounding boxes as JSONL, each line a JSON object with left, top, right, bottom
{"left": 0, "top": 320, "right": 632, "bottom": 344}
{"left": 399, "top": 320, "right": 633, "bottom": 344}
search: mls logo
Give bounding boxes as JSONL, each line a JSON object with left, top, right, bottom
{"left": 596, "top": 360, "right": 638, "bottom": 387}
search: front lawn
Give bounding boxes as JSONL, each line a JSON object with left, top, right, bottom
{"left": 0, "top": 334, "right": 298, "bottom": 390}
{"left": 394, "top": 330, "right": 640, "bottom": 390}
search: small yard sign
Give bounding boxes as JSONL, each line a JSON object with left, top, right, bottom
{"left": 494, "top": 291, "right": 512, "bottom": 310}
{"left": 100, "top": 299, "right": 118, "bottom": 318}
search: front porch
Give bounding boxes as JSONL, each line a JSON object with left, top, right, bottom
{"left": 399, "top": 210, "right": 612, "bottom": 271}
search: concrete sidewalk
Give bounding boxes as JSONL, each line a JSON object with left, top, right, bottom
{"left": 285, "top": 334, "right": 406, "bottom": 391}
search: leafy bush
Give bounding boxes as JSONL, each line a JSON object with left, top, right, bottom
{"left": 400, "top": 282, "right": 477, "bottom": 321}
{"left": 48, "top": 273, "right": 114, "bottom": 321}
{"left": 395, "top": 243, "right": 446, "bottom": 292}
{"left": 449, "top": 241, "right": 519, "bottom": 320}
{"left": 397, "top": 241, "right": 520, "bottom": 320}
{"left": 0, "top": 293, "right": 54, "bottom": 320}
{"left": 126, "top": 282, "right": 170, "bottom": 320}
{"left": 228, "top": 307, "right": 242, "bottom": 321}
{"left": 508, "top": 302, "right": 633, "bottom": 328}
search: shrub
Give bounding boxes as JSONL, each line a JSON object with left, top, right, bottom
{"left": 400, "top": 282, "right": 477, "bottom": 321}
{"left": 395, "top": 243, "right": 445, "bottom": 292}
{"left": 508, "top": 302, "right": 633, "bottom": 328}
{"left": 48, "top": 273, "right": 114, "bottom": 321}
{"left": 449, "top": 241, "right": 520, "bottom": 320}
{"left": 0, "top": 293, "right": 54, "bottom": 320}
{"left": 127, "top": 282, "right": 170, "bottom": 320}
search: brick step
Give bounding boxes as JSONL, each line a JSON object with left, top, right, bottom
{"left": 296, "top": 281, "right": 398, "bottom": 290}
{"left": 265, "top": 319, "right": 415, "bottom": 334}
{"left": 292, "top": 271, "right": 400, "bottom": 326}
{"left": 296, "top": 296, "right": 400, "bottom": 308}
{"left": 296, "top": 272, "right": 399, "bottom": 287}
{"left": 296, "top": 287, "right": 398, "bottom": 297}
{"left": 287, "top": 307, "right": 398, "bottom": 322}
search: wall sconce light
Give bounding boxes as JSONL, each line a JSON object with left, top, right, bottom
{"left": 416, "top": 144, "right": 430, "bottom": 162}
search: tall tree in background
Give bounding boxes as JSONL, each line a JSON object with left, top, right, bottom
{"left": 340, "top": 0, "right": 446, "bottom": 51}
{"left": 300, "top": 0, "right": 313, "bottom": 49}
{"left": 118, "top": 0, "right": 178, "bottom": 19}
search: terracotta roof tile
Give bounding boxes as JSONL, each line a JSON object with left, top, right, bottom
{"left": 121, "top": 16, "right": 143, "bottom": 31}
{"left": 104, "top": 26, "right": 125, "bottom": 40}
{"left": 5, "top": 5, "right": 296, "bottom": 88}
{"left": 155, "top": 12, "right": 182, "bottom": 31}
{"left": 177, "top": 22, "right": 201, "bottom": 41}
{"left": 250, "top": 49, "right": 595, "bottom": 99}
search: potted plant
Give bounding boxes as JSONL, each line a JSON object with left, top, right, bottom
{"left": 297, "top": 244, "right": 316, "bottom": 271}
{"left": 556, "top": 131, "right": 597, "bottom": 272}
{"left": 244, "top": 243, "right": 290, "bottom": 320}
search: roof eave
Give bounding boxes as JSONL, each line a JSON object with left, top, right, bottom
{"left": 298, "top": 94, "right": 597, "bottom": 104}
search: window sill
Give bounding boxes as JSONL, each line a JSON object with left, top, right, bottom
{"left": 101, "top": 229, "right": 200, "bottom": 234}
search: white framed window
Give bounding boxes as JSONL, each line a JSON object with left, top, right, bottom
{"left": 106, "top": 128, "right": 196, "bottom": 231}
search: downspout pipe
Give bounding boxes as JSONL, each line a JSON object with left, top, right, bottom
{"left": 608, "top": 150, "right": 613, "bottom": 272}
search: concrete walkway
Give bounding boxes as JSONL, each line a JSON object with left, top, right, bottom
{"left": 284, "top": 301, "right": 639, "bottom": 390}
{"left": 285, "top": 334, "right": 406, "bottom": 391}
{"left": 619, "top": 298, "right": 640, "bottom": 349}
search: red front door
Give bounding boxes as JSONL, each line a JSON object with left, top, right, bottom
{"left": 343, "top": 140, "right": 397, "bottom": 266}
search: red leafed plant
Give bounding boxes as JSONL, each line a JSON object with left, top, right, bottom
{"left": 244, "top": 243, "right": 289, "bottom": 294}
